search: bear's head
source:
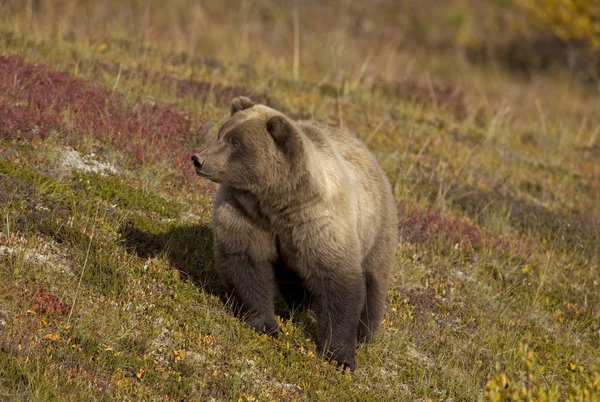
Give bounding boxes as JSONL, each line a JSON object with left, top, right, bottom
{"left": 191, "top": 97, "right": 304, "bottom": 191}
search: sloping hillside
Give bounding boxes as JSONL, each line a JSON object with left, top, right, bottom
{"left": 1, "top": 1, "right": 599, "bottom": 400}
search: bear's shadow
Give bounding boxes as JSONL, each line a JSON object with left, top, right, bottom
{"left": 118, "top": 221, "right": 319, "bottom": 341}
{"left": 119, "top": 222, "right": 225, "bottom": 296}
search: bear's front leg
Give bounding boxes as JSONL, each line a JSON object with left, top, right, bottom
{"left": 311, "top": 271, "right": 365, "bottom": 371}
{"left": 212, "top": 188, "right": 279, "bottom": 335}
{"left": 216, "top": 253, "right": 277, "bottom": 334}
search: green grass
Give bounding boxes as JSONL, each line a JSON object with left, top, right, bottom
{"left": 1, "top": 1, "right": 599, "bottom": 401}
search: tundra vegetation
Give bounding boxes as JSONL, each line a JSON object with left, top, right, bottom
{"left": 0, "top": 1, "right": 599, "bottom": 401}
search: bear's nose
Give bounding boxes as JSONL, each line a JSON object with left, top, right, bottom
{"left": 191, "top": 154, "right": 203, "bottom": 168}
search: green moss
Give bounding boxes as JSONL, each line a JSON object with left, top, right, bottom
{"left": 72, "top": 172, "right": 180, "bottom": 218}
{"left": 0, "top": 156, "right": 63, "bottom": 196}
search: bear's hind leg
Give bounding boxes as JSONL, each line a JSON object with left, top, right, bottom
{"left": 311, "top": 271, "right": 365, "bottom": 371}
{"left": 357, "top": 231, "right": 395, "bottom": 343}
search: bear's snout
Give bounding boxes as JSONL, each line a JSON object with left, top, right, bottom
{"left": 191, "top": 154, "right": 209, "bottom": 177}
{"left": 192, "top": 153, "right": 218, "bottom": 181}
{"left": 191, "top": 154, "right": 203, "bottom": 169}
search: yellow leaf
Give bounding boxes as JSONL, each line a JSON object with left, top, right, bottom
{"left": 136, "top": 368, "right": 145, "bottom": 379}
{"left": 522, "top": 265, "right": 530, "bottom": 274}
{"left": 500, "top": 373, "right": 510, "bottom": 388}
{"left": 44, "top": 333, "right": 60, "bottom": 341}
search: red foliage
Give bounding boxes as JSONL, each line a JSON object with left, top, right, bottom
{"left": 0, "top": 102, "right": 58, "bottom": 139}
{"left": 399, "top": 208, "right": 511, "bottom": 251}
{"left": 31, "top": 287, "right": 70, "bottom": 317}
{"left": 0, "top": 56, "right": 197, "bottom": 165}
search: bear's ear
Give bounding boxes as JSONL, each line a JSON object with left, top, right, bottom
{"left": 230, "top": 96, "right": 255, "bottom": 116}
{"left": 266, "top": 115, "right": 301, "bottom": 158}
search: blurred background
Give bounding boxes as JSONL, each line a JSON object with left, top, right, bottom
{"left": 3, "top": 0, "right": 600, "bottom": 84}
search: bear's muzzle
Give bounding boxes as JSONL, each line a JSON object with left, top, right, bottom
{"left": 191, "top": 154, "right": 208, "bottom": 177}
{"left": 191, "top": 154, "right": 203, "bottom": 169}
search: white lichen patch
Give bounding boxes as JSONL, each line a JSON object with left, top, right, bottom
{"left": 406, "top": 345, "right": 433, "bottom": 368}
{"left": 180, "top": 212, "right": 202, "bottom": 222}
{"left": 0, "top": 310, "right": 6, "bottom": 329}
{"left": 60, "top": 148, "right": 119, "bottom": 176}
{"left": 0, "top": 233, "right": 73, "bottom": 276}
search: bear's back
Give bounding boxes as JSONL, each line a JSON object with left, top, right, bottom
{"left": 296, "top": 120, "right": 396, "bottom": 258}
{"left": 296, "top": 120, "right": 388, "bottom": 192}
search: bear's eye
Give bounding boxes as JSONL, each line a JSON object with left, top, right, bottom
{"left": 230, "top": 139, "right": 241, "bottom": 148}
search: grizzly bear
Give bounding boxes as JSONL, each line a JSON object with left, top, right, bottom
{"left": 191, "top": 96, "right": 397, "bottom": 371}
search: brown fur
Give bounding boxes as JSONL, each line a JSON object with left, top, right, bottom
{"left": 191, "top": 97, "right": 397, "bottom": 370}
